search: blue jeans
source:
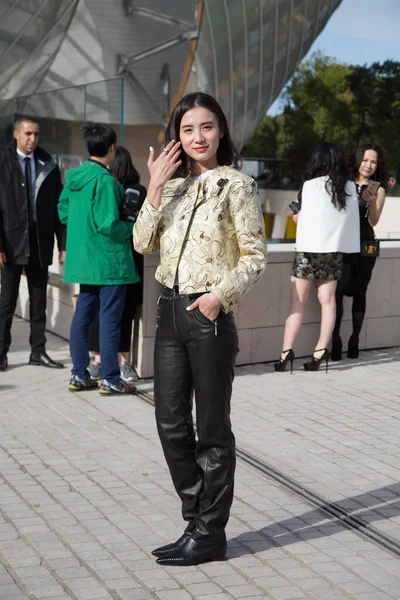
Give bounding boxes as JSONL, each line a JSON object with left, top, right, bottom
{"left": 70, "top": 284, "right": 127, "bottom": 384}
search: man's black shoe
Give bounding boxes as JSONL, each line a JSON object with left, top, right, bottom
{"left": 152, "top": 521, "right": 196, "bottom": 557}
{"left": 156, "top": 536, "right": 227, "bottom": 566}
{"left": 29, "top": 351, "right": 64, "bottom": 369}
{"left": 0, "top": 357, "right": 8, "bottom": 371}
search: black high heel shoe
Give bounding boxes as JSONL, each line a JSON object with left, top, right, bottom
{"left": 303, "top": 348, "right": 329, "bottom": 373}
{"left": 274, "top": 349, "right": 295, "bottom": 374}
{"left": 347, "top": 335, "right": 359, "bottom": 359}
{"left": 331, "top": 335, "right": 342, "bottom": 361}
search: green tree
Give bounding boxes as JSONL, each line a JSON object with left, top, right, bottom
{"left": 241, "top": 115, "right": 278, "bottom": 159}
{"left": 275, "top": 52, "right": 358, "bottom": 175}
{"left": 347, "top": 60, "right": 400, "bottom": 167}
{"left": 243, "top": 52, "right": 400, "bottom": 177}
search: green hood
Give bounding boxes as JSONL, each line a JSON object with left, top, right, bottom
{"left": 64, "top": 160, "right": 111, "bottom": 192}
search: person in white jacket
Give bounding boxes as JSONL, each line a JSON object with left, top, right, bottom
{"left": 275, "top": 142, "right": 360, "bottom": 373}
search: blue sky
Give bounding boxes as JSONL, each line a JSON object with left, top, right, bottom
{"left": 268, "top": 0, "right": 400, "bottom": 115}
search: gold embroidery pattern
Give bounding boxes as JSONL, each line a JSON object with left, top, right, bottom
{"left": 133, "top": 166, "right": 267, "bottom": 311}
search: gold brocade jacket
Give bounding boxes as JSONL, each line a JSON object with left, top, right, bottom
{"left": 133, "top": 165, "right": 267, "bottom": 312}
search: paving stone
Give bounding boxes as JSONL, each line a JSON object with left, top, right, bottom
{"left": 155, "top": 592, "right": 192, "bottom": 600}
{"left": 3, "top": 320, "right": 400, "bottom": 600}
{"left": 0, "top": 584, "right": 28, "bottom": 597}
{"left": 115, "top": 591, "right": 152, "bottom": 600}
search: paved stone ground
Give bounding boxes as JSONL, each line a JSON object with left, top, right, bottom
{"left": 233, "top": 350, "right": 400, "bottom": 540}
{"left": 1, "top": 318, "right": 400, "bottom": 599}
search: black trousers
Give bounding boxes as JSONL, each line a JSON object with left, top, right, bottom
{"left": 0, "top": 227, "right": 48, "bottom": 359}
{"left": 154, "top": 286, "right": 239, "bottom": 542}
{"left": 333, "top": 253, "right": 377, "bottom": 341}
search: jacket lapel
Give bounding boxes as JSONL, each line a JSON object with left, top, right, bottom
{"left": 34, "top": 156, "right": 56, "bottom": 200}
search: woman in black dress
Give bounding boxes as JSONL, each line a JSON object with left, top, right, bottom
{"left": 331, "top": 143, "right": 387, "bottom": 360}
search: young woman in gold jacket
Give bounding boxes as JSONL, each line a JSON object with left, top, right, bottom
{"left": 134, "top": 92, "right": 267, "bottom": 566}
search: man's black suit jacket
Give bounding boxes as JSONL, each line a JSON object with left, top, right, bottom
{"left": 0, "top": 140, "right": 66, "bottom": 266}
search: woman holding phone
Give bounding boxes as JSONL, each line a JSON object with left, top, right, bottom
{"left": 275, "top": 143, "right": 359, "bottom": 373}
{"left": 331, "top": 143, "right": 387, "bottom": 360}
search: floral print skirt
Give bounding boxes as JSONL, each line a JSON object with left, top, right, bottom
{"left": 291, "top": 252, "right": 343, "bottom": 280}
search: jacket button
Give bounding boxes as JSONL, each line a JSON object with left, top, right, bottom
{"left": 206, "top": 257, "right": 212, "bottom": 263}
{"left": 21, "top": 183, "right": 25, "bottom": 187}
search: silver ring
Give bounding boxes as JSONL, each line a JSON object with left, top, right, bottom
{"left": 163, "top": 148, "right": 170, "bottom": 154}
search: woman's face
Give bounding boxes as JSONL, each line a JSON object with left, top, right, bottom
{"left": 179, "top": 106, "right": 223, "bottom": 173}
{"left": 359, "top": 149, "right": 378, "bottom": 179}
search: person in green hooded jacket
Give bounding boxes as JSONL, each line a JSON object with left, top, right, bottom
{"left": 58, "top": 122, "right": 139, "bottom": 395}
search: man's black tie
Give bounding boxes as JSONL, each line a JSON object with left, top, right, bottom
{"left": 24, "top": 156, "right": 33, "bottom": 224}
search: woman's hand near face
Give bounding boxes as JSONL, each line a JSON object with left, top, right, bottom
{"left": 146, "top": 140, "right": 182, "bottom": 210}
{"left": 148, "top": 140, "right": 182, "bottom": 187}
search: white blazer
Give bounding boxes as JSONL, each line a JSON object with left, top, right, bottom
{"left": 295, "top": 176, "right": 360, "bottom": 253}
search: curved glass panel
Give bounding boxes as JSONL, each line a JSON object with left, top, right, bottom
{"left": 195, "top": 2, "right": 218, "bottom": 96}
{"left": 273, "top": 0, "right": 292, "bottom": 96}
{"left": 243, "top": 0, "right": 262, "bottom": 142}
{"left": 0, "top": 0, "right": 342, "bottom": 149}
{"left": 196, "top": 0, "right": 342, "bottom": 148}
{"left": 0, "top": 0, "right": 78, "bottom": 99}
{"left": 259, "top": 0, "right": 277, "bottom": 132}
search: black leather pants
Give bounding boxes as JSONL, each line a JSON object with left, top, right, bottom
{"left": 154, "top": 286, "right": 239, "bottom": 542}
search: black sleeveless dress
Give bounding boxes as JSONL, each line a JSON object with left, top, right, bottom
{"left": 336, "top": 184, "right": 376, "bottom": 297}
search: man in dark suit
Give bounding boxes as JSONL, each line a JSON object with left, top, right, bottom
{"left": 0, "top": 116, "right": 66, "bottom": 371}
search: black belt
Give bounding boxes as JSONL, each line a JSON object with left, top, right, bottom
{"left": 161, "top": 285, "right": 205, "bottom": 301}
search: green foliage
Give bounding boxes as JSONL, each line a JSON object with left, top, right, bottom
{"left": 242, "top": 52, "right": 400, "bottom": 177}
{"left": 241, "top": 115, "right": 278, "bottom": 159}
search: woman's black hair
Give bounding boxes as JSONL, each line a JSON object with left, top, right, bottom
{"left": 298, "top": 142, "right": 349, "bottom": 210}
{"left": 110, "top": 146, "right": 141, "bottom": 188}
{"left": 349, "top": 142, "right": 388, "bottom": 190}
{"left": 165, "top": 92, "right": 241, "bottom": 176}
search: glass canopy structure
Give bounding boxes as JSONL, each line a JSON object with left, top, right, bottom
{"left": 0, "top": 0, "right": 342, "bottom": 151}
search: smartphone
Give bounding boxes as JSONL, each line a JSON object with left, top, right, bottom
{"left": 367, "top": 180, "right": 380, "bottom": 193}
{"left": 289, "top": 200, "right": 301, "bottom": 214}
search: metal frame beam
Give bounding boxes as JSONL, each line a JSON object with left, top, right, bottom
{"left": 132, "top": 5, "right": 194, "bottom": 29}
{"left": 117, "top": 29, "right": 198, "bottom": 73}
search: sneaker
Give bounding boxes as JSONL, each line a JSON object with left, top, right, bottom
{"left": 99, "top": 378, "right": 137, "bottom": 395}
{"left": 69, "top": 373, "right": 98, "bottom": 392}
{"left": 120, "top": 362, "right": 139, "bottom": 383}
{"left": 88, "top": 362, "right": 101, "bottom": 380}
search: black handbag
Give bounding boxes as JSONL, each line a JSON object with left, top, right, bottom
{"left": 361, "top": 240, "right": 380, "bottom": 257}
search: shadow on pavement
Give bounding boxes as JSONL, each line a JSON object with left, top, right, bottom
{"left": 230, "top": 481, "right": 400, "bottom": 557}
